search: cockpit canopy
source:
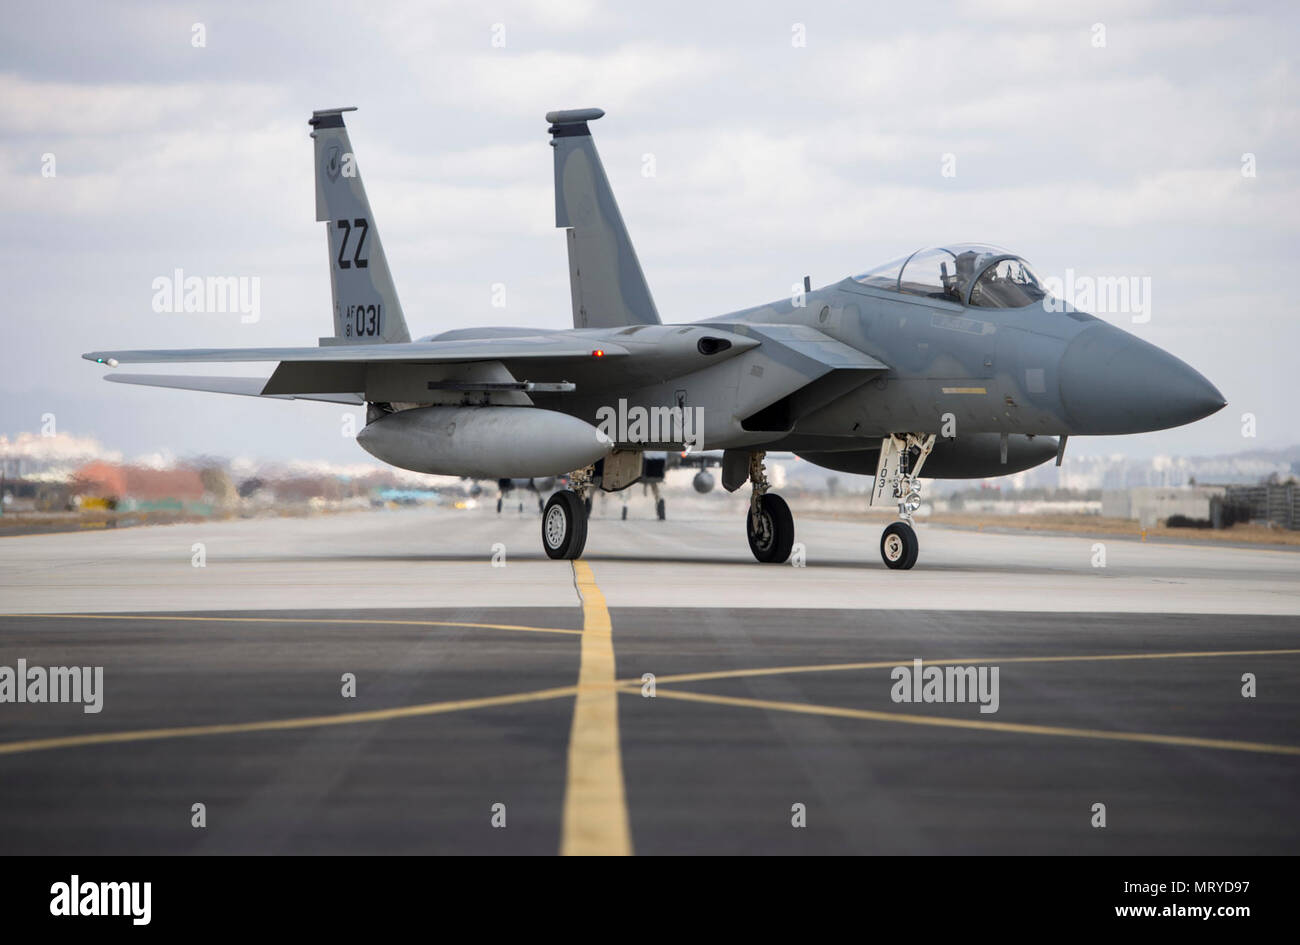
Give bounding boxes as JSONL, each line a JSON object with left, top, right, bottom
{"left": 853, "top": 243, "right": 1050, "bottom": 308}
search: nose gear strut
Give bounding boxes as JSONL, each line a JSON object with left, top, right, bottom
{"left": 871, "top": 434, "right": 936, "bottom": 569}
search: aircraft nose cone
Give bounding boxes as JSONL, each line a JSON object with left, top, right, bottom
{"left": 1059, "top": 324, "right": 1225, "bottom": 434}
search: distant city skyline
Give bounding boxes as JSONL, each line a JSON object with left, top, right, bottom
{"left": 4, "top": 430, "right": 1294, "bottom": 497}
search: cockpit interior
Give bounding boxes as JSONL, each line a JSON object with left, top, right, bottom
{"left": 854, "top": 244, "right": 1050, "bottom": 308}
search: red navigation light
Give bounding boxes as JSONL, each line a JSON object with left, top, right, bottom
{"left": 591, "top": 349, "right": 605, "bottom": 358}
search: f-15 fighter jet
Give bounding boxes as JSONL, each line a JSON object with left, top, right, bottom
{"left": 85, "top": 107, "right": 1224, "bottom": 569}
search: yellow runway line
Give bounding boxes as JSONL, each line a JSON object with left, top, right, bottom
{"left": 617, "top": 647, "right": 1300, "bottom": 688}
{"left": 560, "top": 560, "right": 632, "bottom": 856}
{"left": 0, "top": 685, "right": 579, "bottom": 757}
{"left": 646, "top": 688, "right": 1300, "bottom": 757}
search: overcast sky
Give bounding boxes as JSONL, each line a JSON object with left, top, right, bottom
{"left": 2, "top": 0, "right": 1296, "bottom": 465}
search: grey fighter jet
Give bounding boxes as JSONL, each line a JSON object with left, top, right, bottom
{"left": 85, "top": 107, "right": 1225, "bottom": 569}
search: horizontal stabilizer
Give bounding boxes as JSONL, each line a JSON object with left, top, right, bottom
{"left": 105, "top": 373, "right": 362, "bottom": 404}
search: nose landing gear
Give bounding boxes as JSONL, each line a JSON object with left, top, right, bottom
{"left": 872, "top": 434, "right": 935, "bottom": 570}
{"left": 880, "top": 521, "right": 919, "bottom": 570}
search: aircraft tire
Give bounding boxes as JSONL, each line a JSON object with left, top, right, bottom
{"left": 656, "top": 498, "right": 666, "bottom": 520}
{"left": 880, "top": 521, "right": 918, "bottom": 570}
{"left": 496, "top": 497, "right": 502, "bottom": 514}
{"left": 542, "top": 491, "right": 588, "bottom": 560}
{"left": 747, "top": 493, "right": 794, "bottom": 563}
{"left": 621, "top": 506, "right": 628, "bottom": 520}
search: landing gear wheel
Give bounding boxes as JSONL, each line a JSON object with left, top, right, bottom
{"left": 747, "top": 493, "right": 794, "bottom": 563}
{"left": 880, "top": 521, "right": 918, "bottom": 570}
{"left": 656, "top": 498, "right": 666, "bottom": 520}
{"left": 496, "top": 497, "right": 503, "bottom": 514}
{"left": 584, "top": 495, "right": 593, "bottom": 516}
{"left": 542, "top": 491, "right": 588, "bottom": 560}
{"left": 621, "top": 506, "right": 628, "bottom": 521}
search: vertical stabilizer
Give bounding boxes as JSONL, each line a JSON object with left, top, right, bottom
{"left": 309, "top": 107, "right": 410, "bottom": 344}
{"left": 548, "top": 108, "right": 660, "bottom": 329}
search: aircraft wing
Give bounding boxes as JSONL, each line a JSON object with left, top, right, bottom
{"left": 105, "top": 374, "right": 363, "bottom": 405}
{"left": 84, "top": 325, "right": 886, "bottom": 411}
{"left": 83, "top": 336, "right": 627, "bottom": 365}
{"left": 84, "top": 336, "right": 630, "bottom": 401}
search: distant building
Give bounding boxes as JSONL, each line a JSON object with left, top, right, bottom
{"left": 1222, "top": 482, "right": 1299, "bottom": 530}
{"left": 1102, "top": 486, "right": 1226, "bottom": 527}
{"left": 73, "top": 461, "right": 205, "bottom": 503}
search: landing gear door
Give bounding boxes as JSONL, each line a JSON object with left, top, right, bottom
{"left": 870, "top": 437, "right": 901, "bottom": 506}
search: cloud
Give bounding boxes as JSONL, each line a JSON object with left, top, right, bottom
{"left": 2, "top": 0, "right": 1296, "bottom": 461}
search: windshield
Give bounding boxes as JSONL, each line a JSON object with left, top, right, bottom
{"left": 853, "top": 244, "right": 1046, "bottom": 307}
{"left": 968, "top": 257, "right": 1050, "bottom": 308}
{"left": 854, "top": 253, "right": 911, "bottom": 291}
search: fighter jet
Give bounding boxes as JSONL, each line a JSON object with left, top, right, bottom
{"left": 85, "top": 107, "right": 1225, "bottom": 569}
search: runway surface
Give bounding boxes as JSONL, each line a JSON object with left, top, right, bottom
{"left": 1, "top": 505, "right": 1297, "bottom": 854}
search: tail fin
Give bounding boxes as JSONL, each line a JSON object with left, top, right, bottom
{"left": 547, "top": 108, "right": 660, "bottom": 329}
{"left": 309, "top": 107, "right": 410, "bottom": 345}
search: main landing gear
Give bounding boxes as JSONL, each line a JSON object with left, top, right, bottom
{"left": 495, "top": 489, "right": 541, "bottom": 515}
{"left": 872, "top": 433, "right": 935, "bottom": 570}
{"left": 542, "top": 465, "right": 593, "bottom": 560}
{"left": 745, "top": 451, "right": 795, "bottom": 563}
{"left": 651, "top": 480, "right": 666, "bottom": 520}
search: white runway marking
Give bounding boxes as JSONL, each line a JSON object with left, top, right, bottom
{"left": 0, "top": 505, "right": 1296, "bottom": 614}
